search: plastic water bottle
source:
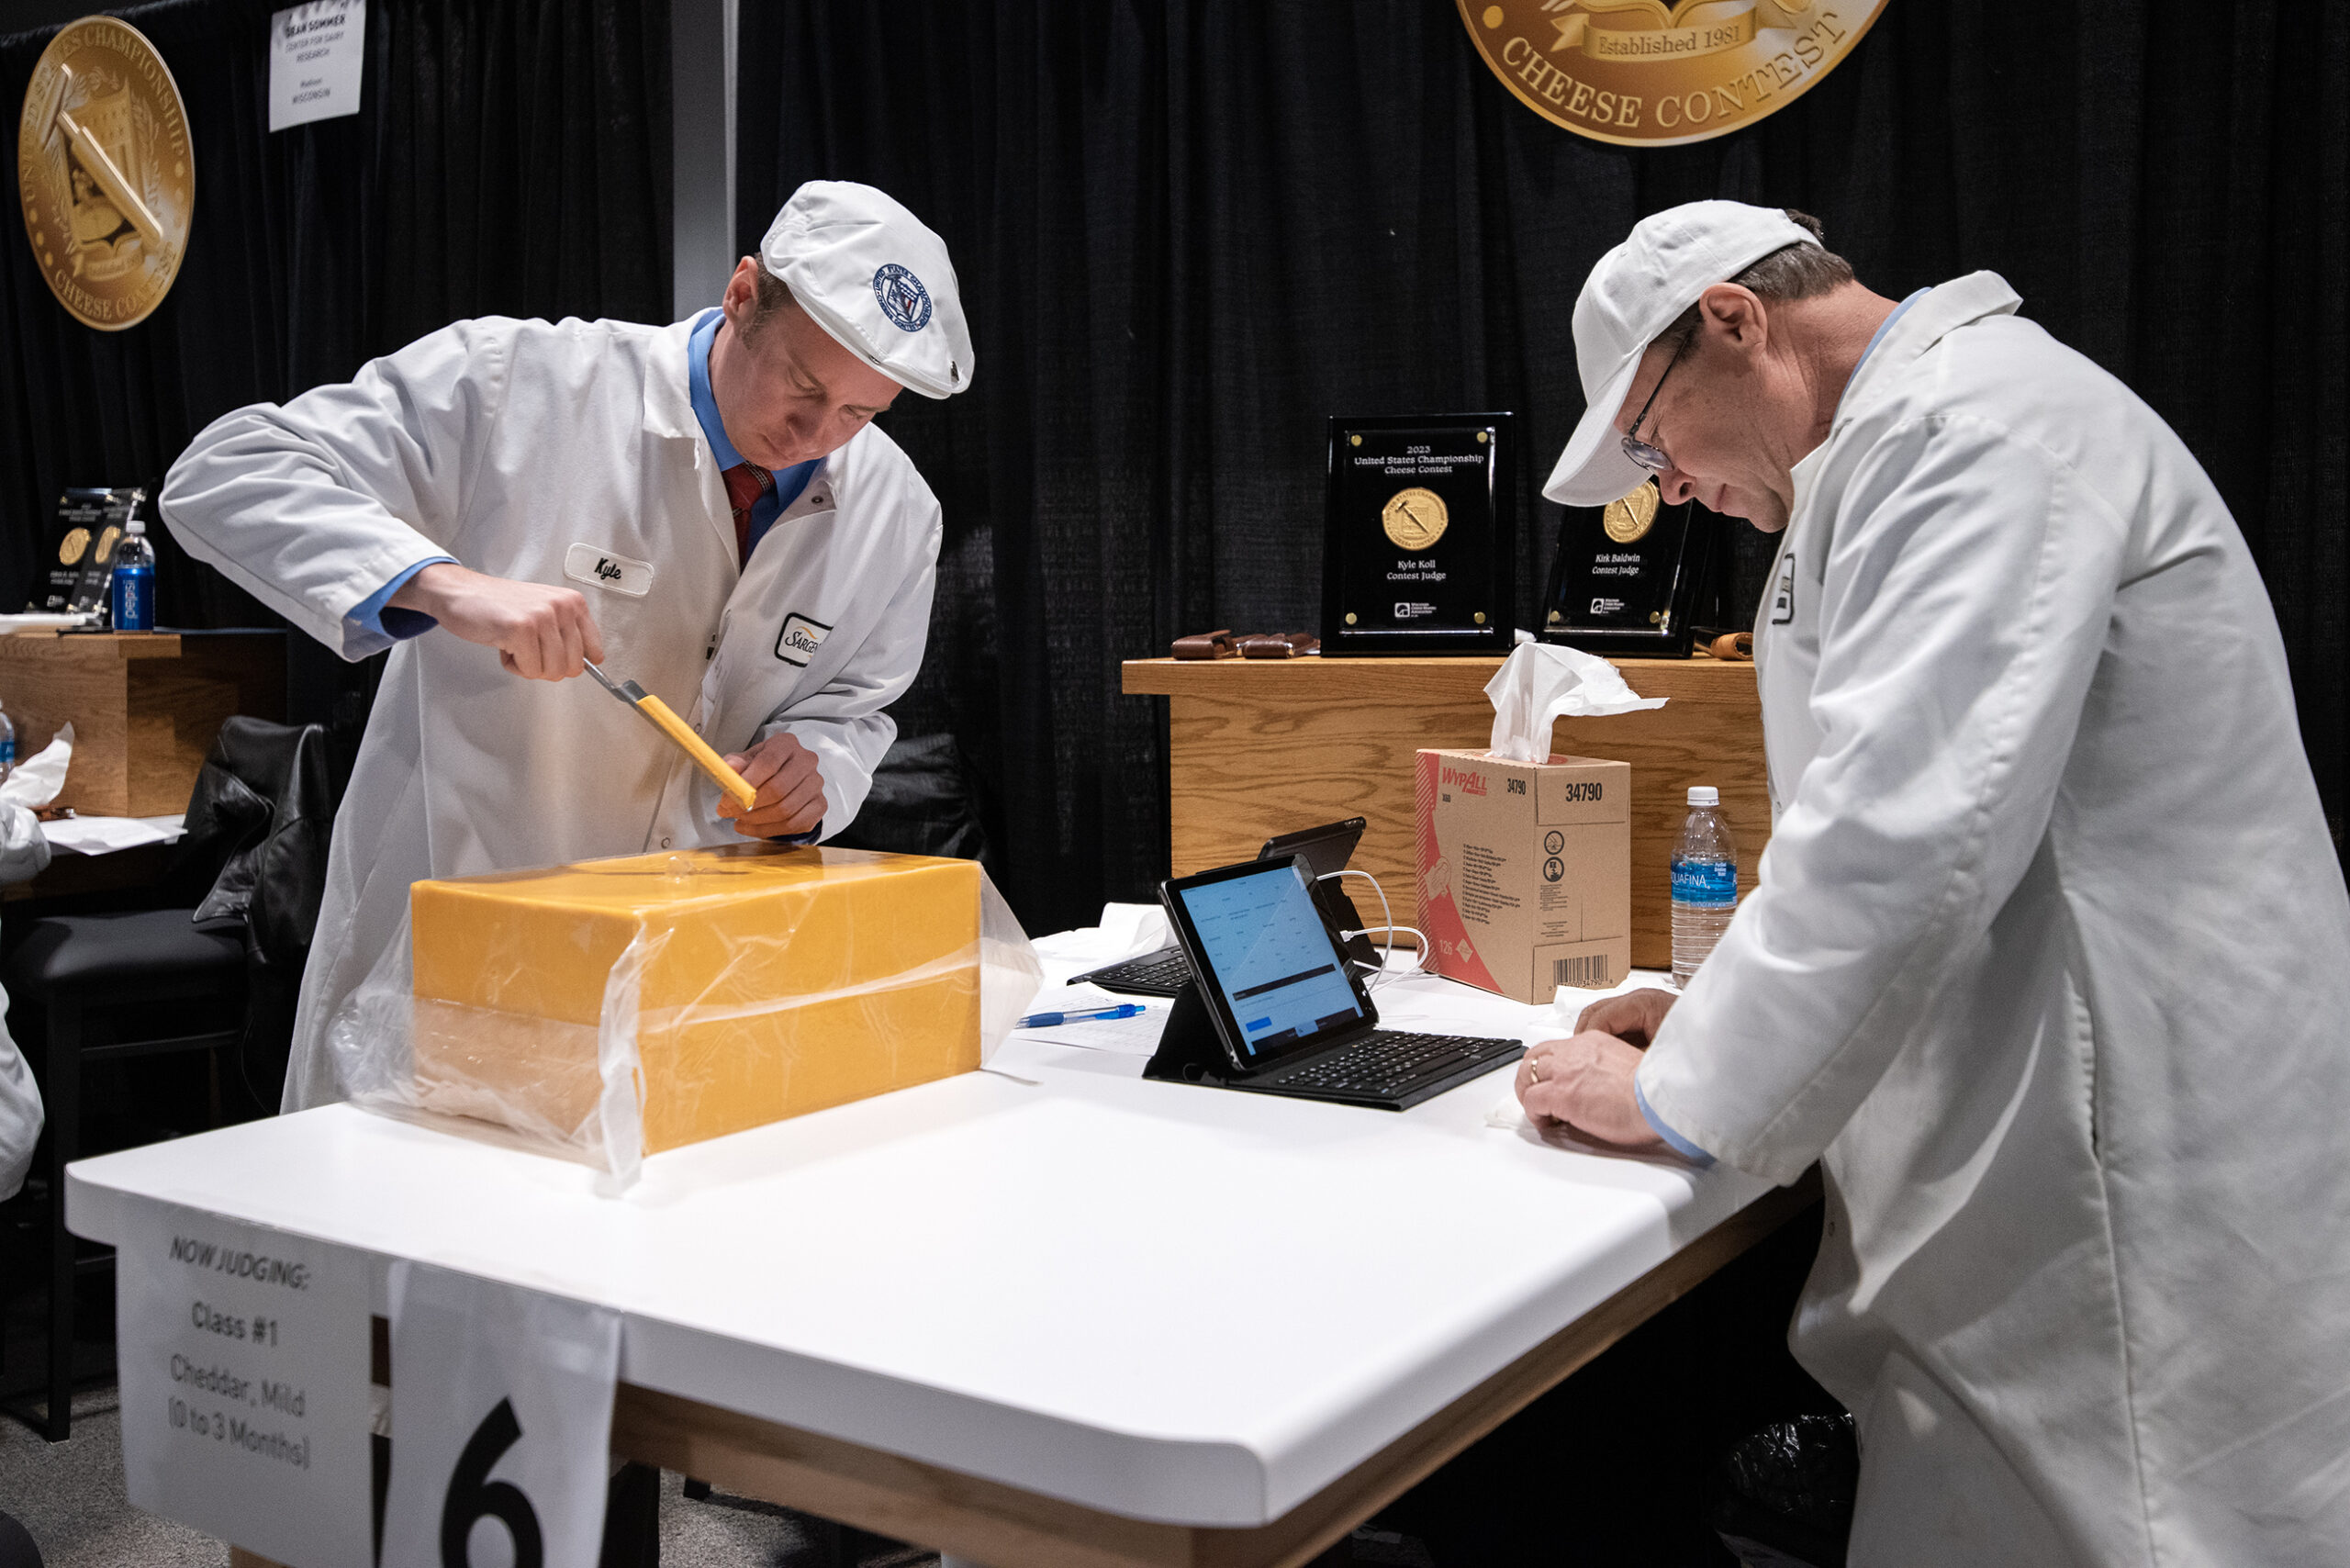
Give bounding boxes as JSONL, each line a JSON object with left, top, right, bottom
{"left": 109, "top": 519, "right": 155, "bottom": 631}
{"left": 0, "top": 700, "right": 15, "bottom": 787}
{"left": 1671, "top": 785, "right": 1739, "bottom": 988}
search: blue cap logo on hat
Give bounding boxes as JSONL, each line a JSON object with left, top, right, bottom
{"left": 872, "top": 263, "right": 933, "bottom": 332}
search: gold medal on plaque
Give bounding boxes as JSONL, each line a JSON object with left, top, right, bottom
{"left": 1457, "top": 1, "right": 1886, "bottom": 148}
{"left": 16, "top": 17, "right": 195, "bottom": 331}
{"left": 1382, "top": 487, "right": 1449, "bottom": 550}
{"left": 1602, "top": 479, "right": 1660, "bottom": 543}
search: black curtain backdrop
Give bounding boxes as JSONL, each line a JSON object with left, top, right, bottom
{"left": 0, "top": 0, "right": 669, "bottom": 717}
{"left": 743, "top": 2, "right": 2349, "bottom": 936}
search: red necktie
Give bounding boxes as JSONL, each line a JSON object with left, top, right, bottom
{"left": 722, "top": 461, "right": 773, "bottom": 566}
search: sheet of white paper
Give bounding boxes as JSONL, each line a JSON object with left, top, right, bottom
{"left": 270, "top": 1, "right": 367, "bottom": 131}
{"left": 381, "top": 1260, "right": 621, "bottom": 1568}
{"left": 1014, "top": 1005, "right": 1171, "bottom": 1056}
{"left": 42, "top": 812, "right": 184, "bottom": 855}
{"left": 117, "top": 1200, "right": 374, "bottom": 1568}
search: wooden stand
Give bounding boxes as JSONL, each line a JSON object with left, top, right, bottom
{"left": 1122, "top": 655, "right": 1768, "bottom": 972}
{"left": 0, "top": 631, "right": 283, "bottom": 816}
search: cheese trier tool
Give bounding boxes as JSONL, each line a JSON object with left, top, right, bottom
{"left": 582, "top": 661, "right": 761, "bottom": 810}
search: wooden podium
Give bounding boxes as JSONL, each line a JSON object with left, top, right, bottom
{"left": 0, "top": 631, "right": 284, "bottom": 817}
{"left": 1121, "top": 655, "right": 1768, "bottom": 971}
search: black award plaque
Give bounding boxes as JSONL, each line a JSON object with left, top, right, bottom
{"left": 39, "top": 487, "right": 141, "bottom": 614}
{"left": 1322, "top": 413, "right": 1515, "bottom": 656}
{"left": 1539, "top": 480, "right": 1725, "bottom": 657}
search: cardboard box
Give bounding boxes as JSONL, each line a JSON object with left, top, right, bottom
{"left": 1415, "top": 749, "right": 1630, "bottom": 1003}
{"left": 409, "top": 845, "right": 980, "bottom": 1155}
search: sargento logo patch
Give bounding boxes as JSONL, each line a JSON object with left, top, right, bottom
{"left": 1441, "top": 764, "right": 1489, "bottom": 797}
{"left": 774, "top": 612, "right": 834, "bottom": 666}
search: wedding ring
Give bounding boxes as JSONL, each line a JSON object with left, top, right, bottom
{"left": 1527, "top": 1056, "right": 1542, "bottom": 1084}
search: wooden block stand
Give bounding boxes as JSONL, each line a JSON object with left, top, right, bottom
{"left": 1122, "top": 655, "right": 1769, "bottom": 972}
{"left": 0, "top": 632, "right": 284, "bottom": 816}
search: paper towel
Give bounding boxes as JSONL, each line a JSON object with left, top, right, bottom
{"left": 1483, "top": 634, "right": 1665, "bottom": 761}
{"left": 1, "top": 723, "right": 72, "bottom": 809}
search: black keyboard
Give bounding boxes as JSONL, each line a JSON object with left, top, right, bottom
{"left": 1076, "top": 945, "right": 1192, "bottom": 997}
{"left": 1259, "top": 1030, "right": 1524, "bottom": 1103}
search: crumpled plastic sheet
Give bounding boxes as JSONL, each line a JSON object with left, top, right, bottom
{"left": 325, "top": 855, "right": 1041, "bottom": 1190}
{"left": 1707, "top": 1411, "right": 1859, "bottom": 1568}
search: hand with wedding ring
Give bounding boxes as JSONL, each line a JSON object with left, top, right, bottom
{"left": 1516, "top": 987, "right": 1684, "bottom": 1149}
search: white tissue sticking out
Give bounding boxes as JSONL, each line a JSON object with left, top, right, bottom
{"left": 1483, "top": 636, "right": 1664, "bottom": 761}
{"left": 0, "top": 722, "right": 73, "bottom": 808}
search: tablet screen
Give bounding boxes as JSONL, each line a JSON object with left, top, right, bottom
{"left": 1172, "top": 859, "right": 1368, "bottom": 1067}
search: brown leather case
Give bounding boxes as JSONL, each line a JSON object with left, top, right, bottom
{"left": 1171, "top": 629, "right": 1237, "bottom": 660}
{"left": 1705, "top": 632, "right": 1754, "bottom": 661}
{"left": 1239, "top": 632, "right": 1321, "bottom": 659}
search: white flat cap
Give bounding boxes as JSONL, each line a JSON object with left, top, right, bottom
{"left": 1544, "top": 201, "right": 1815, "bottom": 508}
{"left": 759, "top": 181, "right": 973, "bottom": 399}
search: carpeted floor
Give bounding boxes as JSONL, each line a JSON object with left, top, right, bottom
{"left": 0, "top": 1383, "right": 937, "bottom": 1568}
{"left": 0, "top": 1387, "right": 223, "bottom": 1568}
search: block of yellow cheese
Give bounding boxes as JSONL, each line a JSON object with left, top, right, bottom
{"left": 409, "top": 844, "right": 981, "bottom": 1156}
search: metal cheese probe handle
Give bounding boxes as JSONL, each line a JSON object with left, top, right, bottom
{"left": 582, "top": 661, "right": 762, "bottom": 810}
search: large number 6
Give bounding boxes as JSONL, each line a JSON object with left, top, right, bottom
{"left": 441, "top": 1397, "right": 544, "bottom": 1568}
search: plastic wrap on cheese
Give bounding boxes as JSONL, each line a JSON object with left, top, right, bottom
{"left": 324, "top": 844, "right": 1040, "bottom": 1187}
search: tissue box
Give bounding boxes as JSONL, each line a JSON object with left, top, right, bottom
{"left": 1416, "top": 749, "right": 1630, "bottom": 1003}
{"left": 409, "top": 846, "right": 981, "bottom": 1154}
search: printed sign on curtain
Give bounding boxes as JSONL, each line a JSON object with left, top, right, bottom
{"left": 270, "top": 0, "right": 367, "bottom": 130}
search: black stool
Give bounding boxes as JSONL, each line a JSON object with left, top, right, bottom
{"left": 6, "top": 908, "right": 244, "bottom": 1441}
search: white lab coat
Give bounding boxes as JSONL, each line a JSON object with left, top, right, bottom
{"left": 0, "top": 803, "right": 52, "bottom": 1198}
{"left": 1639, "top": 274, "right": 2350, "bottom": 1564}
{"left": 162, "top": 316, "right": 940, "bottom": 1110}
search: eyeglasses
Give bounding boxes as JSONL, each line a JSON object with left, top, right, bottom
{"left": 1620, "top": 334, "right": 1692, "bottom": 474}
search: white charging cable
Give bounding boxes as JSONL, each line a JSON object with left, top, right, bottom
{"left": 1320, "top": 868, "right": 1428, "bottom": 989}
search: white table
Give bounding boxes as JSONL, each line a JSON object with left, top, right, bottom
{"left": 68, "top": 945, "right": 1805, "bottom": 1568}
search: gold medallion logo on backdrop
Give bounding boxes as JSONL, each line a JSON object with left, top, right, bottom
{"left": 16, "top": 17, "right": 195, "bottom": 331}
{"left": 1458, "top": 0, "right": 1887, "bottom": 147}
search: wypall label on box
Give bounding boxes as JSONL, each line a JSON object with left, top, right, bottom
{"left": 1416, "top": 748, "right": 1630, "bottom": 1003}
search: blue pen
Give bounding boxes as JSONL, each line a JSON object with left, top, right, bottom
{"left": 1016, "top": 1002, "right": 1147, "bottom": 1028}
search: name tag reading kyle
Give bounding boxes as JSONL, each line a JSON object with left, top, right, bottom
{"left": 564, "top": 543, "right": 655, "bottom": 598}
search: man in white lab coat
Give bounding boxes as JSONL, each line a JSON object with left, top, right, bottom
{"left": 162, "top": 182, "right": 974, "bottom": 1109}
{"left": 1516, "top": 202, "right": 2350, "bottom": 1563}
